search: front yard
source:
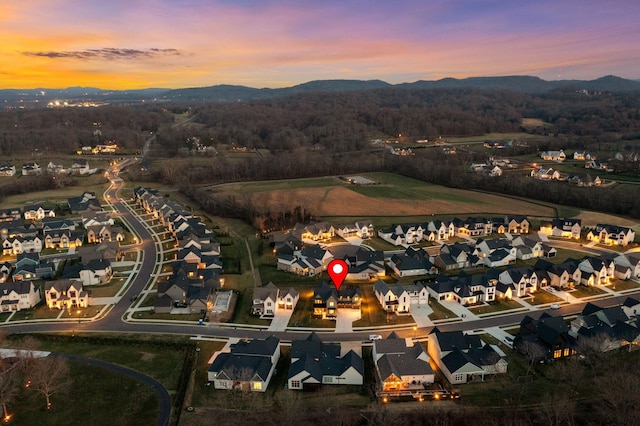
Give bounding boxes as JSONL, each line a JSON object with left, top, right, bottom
{"left": 570, "top": 285, "right": 607, "bottom": 298}
{"left": 468, "top": 299, "right": 523, "bottom": 315}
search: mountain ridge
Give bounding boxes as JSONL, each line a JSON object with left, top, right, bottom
{"left": 2, "top": 75, "right": 639, "bottom": 106}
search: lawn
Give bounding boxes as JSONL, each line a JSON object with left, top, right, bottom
{"left": 288, "top": 289, "right": 334, "bottom": 328}
{"left": 135, "top": 311, "right": 204, "bottom": 321}
{"left": 570, "top": 285, "right": 607, "bottom": 298}
{"left": 10, "top": 304, "right": 61, "bottom": 321}
{"left": 428, "top": 299, "right": 457, "bottom": 320}
{"left": 612, "top": 279, "right": 640, "bottom": 292}
{"left": 3, "top": 333, "right": 190, "bottom": 426}
{"left": 89, "top": 277, "right": 127, "bottom": 297}
{"left": 353, "top": 285, "right": 415, "bottom": 327}
{"left": 527, "top": 291, "right": 563, "bottom": 305}
{"left": 468, "top": 299, "right": 523, "bottom": 315}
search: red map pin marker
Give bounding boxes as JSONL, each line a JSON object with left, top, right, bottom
{"left": 327, "top": 259, "right": 348, "bottom": 290}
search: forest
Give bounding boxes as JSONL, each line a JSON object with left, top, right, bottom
{"left": 2, "top": 86, "right": 640, "bottom": 221}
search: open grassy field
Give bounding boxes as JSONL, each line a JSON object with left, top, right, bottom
{"left": 204, "top": 172, "right": 558, "bottom": 218}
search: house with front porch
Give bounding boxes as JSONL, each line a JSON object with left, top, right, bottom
{"left": 427, "top": 271, "right": 497, "bottom": 305}
{"left": 373, "top": 332, "right": 434, "bottom": 392}
{"left": 312, "top": 281, "right": 361, "bottom": 319}
{"left": 23, "top": 204, "right": 55, "bottom": 221}
{"left": 287, "top": 333, "right": 363, "bottom": 390}
{"left": 44, "top": 280, "right": 89, "bottom": 309}
{"left": 0, "top": 281, "right": 41, "bottom": 312}
{"left": 207, "top": 335, "right": 280, "bottom": 392}
{"left": 373, "top": 280, "right": 429, "bottom": 314}
{"left": 540, "top": 218, "right": 582, "bottom": 239}
{"left": 2, "top": 235, "right": 43, "bottom": 255}
{"left": 428, "top": 329, "right": 507, "bottom": 384}
{"left": 578, "top": 257, "right": 615, "bottom": 286}
{"left": 335, "top": 221, "right": 374, "bottom": 239}
{"left": 587, "top": 224, "right": 636, "bottom": 247}
{"left": 534, "top": 259, "right": 581, "bottom": 290}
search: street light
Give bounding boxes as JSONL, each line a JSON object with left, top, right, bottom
{"left": 413, "top": 325, "right": 417, "bottom": 339}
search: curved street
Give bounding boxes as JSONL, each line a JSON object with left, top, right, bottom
{"left": 1, "top": 158, "right": 639, "bottom": 344}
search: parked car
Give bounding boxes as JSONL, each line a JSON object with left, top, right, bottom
{"left": 369, "top": 334, "right": 383, "bottom": 340}
{"left": 550, "top": 304, "right": 561, "bottom": 310}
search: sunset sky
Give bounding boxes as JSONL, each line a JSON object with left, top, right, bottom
{"left": 2, "top": 0, "right": 639, "bottom": 89}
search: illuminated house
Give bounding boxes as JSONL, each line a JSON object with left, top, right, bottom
{"left": 539, "top": 218, "right": 582, "bottom": 239}
{"left": 373, "top": 332, "right": 434, "bottom": 391}
{"left": 587, "top": 224, "right": 636, "bottom": 247}
{"left": 44, "top": 280, "right": 89, "bottom": 309}
{"left": 312, "top": 281, "right": 361, "bottom": 319}
{"left": 207, "top": 336, "right": 280, "bottom": 392}
{"left": 0, "top": 281, "right": 41, "bottom": 312}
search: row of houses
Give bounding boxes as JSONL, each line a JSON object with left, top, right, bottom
{"left": 134, "top": 187, "right": 223, "bottom": 315}
{"left": 378, "top": 216, "right": 530, "bottom": 246}
{"left": 426, "top": 249, "right": 640, "bottom": 307}
{"left": 269, "top": 220, "right": 375, "bottom": 252}
{"left": 206, "top": 330, "right": 508, "bottom": 394}
{"left": 530, "top": 167, "right": 605, "bottom": 186}
{"left": 0, "top": 160, "right": 97, "bottom": 177}
{"left": 514, "top": 299, "right": 640, "bottom": 361}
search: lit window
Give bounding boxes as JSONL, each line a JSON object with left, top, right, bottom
{"left": 253, "top": 382, "right": 262, "bottom": 390}
{"left": 553, "top": 350, "right": 562, "bottom": 359}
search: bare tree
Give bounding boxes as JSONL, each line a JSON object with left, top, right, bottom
{"left": 517, "top": 340, "right": 547, "bottom": 376}
{"left": 0, "top": 358, "right": 20, "bottom": 421}
{"left": 27, "top": 356, "right": 71, "bottom": 410}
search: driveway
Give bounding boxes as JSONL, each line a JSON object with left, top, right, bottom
{"left": 267, "top": 309, "right": 293, "bottom": 332}
{"left": 410, "top": 303, "right": 434, "bottom": 328}
{"left": 335, "top": 309, "right": 361, "bottom": 333}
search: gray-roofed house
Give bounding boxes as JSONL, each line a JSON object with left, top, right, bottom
{"left": 287, "top": 333, "right": 364, "bottom": 390}
{"left": 0, "top": 281, "right": 41, "bottom": 312}
{"left": 207, "top": 336, "right": 280, "bottom": 392}
{"left": 373, "top": 332, "right": 434, "bottom": 392}
{"left": 429, "top": 328, "right": 507, "bottom": 384}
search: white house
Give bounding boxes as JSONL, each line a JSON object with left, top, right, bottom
{"left": 373, "top": 332, "right": 434, "bottom": 392}
{"left": 0, "top": 281, "right": 41, "bottom": 312}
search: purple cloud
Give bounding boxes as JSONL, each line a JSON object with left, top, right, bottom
{"left": 23, "top": 48, "right": 182, "bottom": 61}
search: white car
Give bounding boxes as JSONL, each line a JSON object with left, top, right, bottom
{"left": 550, "top": 304, "right": 561, "bottom": 310}
{"left": 369, "top": 334, "right": 383, "bottom": 341}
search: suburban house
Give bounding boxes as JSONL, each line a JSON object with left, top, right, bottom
{"left": 2, "top": 235, "right": 43, "bottom": 255}
{"left": 578, "top": 257, "right": 615, "bottom": 286}
{"left": 68, "top": 192, "right": 102, "bottom": 214}
{"left": 23, "top": 204, "right": 55, "bottom": 221}
{"left": 312, "top": 281, "right": 361, "bottom": 319}
{"left": 614, "top": 253, "right": 640, "bottom": 280}
{"left": 372, "top": 332, "right": 434, "bottom": 392}
{"left": 0, "top": 281, "right": 41, "bottom": 312}
{"left": 514, "top": 313, "right": 577, "bottom": 360}
{"left": 78, "top": 241, "right": 122, "bottom": 263}
{"left": 251, "top": 282, "right": 299, "bottom": 318}
{"left": 81, "top": 211, "right": 115, "bottom": 228}
{"left": 43, "top": 230, "right": 84, "bottom": 250}
{"left": 293, "top": 222, "right": 335, "bottom": 242}
{"left": 427, "top": 271, "right": 498, "bottom": 305}
{"left": 0, "top": 164, "right": 16, "bottom": 177}
{"left": 44, "top": 280, "right": 89, "bottom": 309}
{"left": 12, "top": 252, "right": 55, "bottom": 280}
{"left": 373, "top": 280, "right": 429, "bottom": 314}
{"left": 277, "top": 244, "right": 333, "bottom": 277}
{"left": 343, "top": 249, "right": 386, "bottom": 280}
{"left": 510, "top": 236, "right": 545, "bottom": 260}
{"left": 453, "top": 217, "right": 493, "bottom": 238}
{"left": 540, "top": 150, "right": 566, "bottom": 161}
{"left": 539, "top": 218, "right": 582, "bottom": 239}
{"left": 86, "top": 225, "right": 125, "bottom": 244}
{"left": 506, "top": 216, "right": 530, "bottom": 234}
{"left": 287, "top": 333, "right": 364, "bottom": 390}
{"left": 378, "top": 220, "right": 455, "bottom": 246}
{"left": 22, "top": 163, "right": 41, "bottom": 176}
{"left": 335, "top": 221, "right": 374, "bottom": 239}
{"left": 434, "top": 243, "right": 481, "bottom": 272}
{"left": 76, "top": 259, "right": 113, "bottom": 286}
{"left": 207, "top": 336, "right": 280, "bottom": 392}
{"left": 388, "top": 247, "right": 436, "bottom": 277}
{"left": 569, "top": 302, "right": 640, "bottom": 352}
{"left": 428, "top": 329, "right": 507, "bottom": 384}
{"left": 534, "top": 258, "right": 581, "bottom": 290}
{"left": 587, "top": 224, "right": 636, "bottom": 247}
{"left": 531, "top": 167, "right": 561, "bottom": 180}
